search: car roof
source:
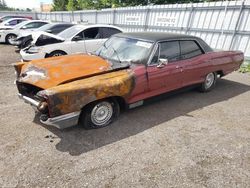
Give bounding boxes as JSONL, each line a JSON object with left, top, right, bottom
{"left": 3, "top": 17, "right": 29, "bottom": 23}
{"left": 115, "top": 32, "right": 200, "bottom": 42}
{"left": 72, "top": 24, "right": 122, "bottom": 30}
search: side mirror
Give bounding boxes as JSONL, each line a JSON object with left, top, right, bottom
{"left": 46, "top": 29, "right": 52, "bottom": 33}
{"left": 21, "top": 26, "right": 28, "bottom": 30}
{"left": 157, "top": 58, "right": 168, "bottom": 68}
{"left": 72, "top": 35, "right": 82, "bottom": 41}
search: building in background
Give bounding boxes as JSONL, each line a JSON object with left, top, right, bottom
{"left": 40, "top": 3, "right": 52, "bottom": 12}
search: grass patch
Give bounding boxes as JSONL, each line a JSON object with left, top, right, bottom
{"left": 239, "top": 60, "right": 250, "bottom": 73}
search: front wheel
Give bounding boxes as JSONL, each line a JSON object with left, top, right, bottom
{"left": 199, "top": 72, "right": 217, "bottom": 92}
{"left": 47, "top": 50, "right": 67, "bottom": 58}
{"left": 6, "top": 34, "right": 17, "bottom": 44}
{"left": 79, "top": 99, "right": 120, "bottom": 129}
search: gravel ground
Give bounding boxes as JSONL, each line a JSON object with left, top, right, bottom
{"left": 0, "top": 44, "right": 250, "bottom": 187}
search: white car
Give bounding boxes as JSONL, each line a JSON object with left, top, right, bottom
{"left": 14, "top": 23, "right": 75, "bottom": 49}
{"left": 20, "top": 24, "right": 123, "bottom": 61}
{"left": 0, "top": 17, "right": 29, "bottom": 27}
{"left": 0, "top": 20, "right": 49, "bottom": 44}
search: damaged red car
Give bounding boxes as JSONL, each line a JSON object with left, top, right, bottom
{"left": 14, "top": 32, "right": 244, "bottom": 129}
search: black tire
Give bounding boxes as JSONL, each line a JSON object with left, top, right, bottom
{"left": 79, "top": 99, "right": 120, "bottom": 129}
{"left": 199, "top": 72, "right": 217, "bottom": 92}
{"left": 47, "top": 50, "right": 67, "bottom": 58}
{"left": 5, "top": 34, "right": 17, "bottom": 44}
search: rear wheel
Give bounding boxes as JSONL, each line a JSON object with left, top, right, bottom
{"left": 6, "top": 34, "right": 17, "bottom": 44}
{"left": 47, "top": 50, "right": 67, "bottom": 58}
{"left": 79, "top": 99, "right": 120, "bottom": 129}
{"left": 199, "top": 72, "right": 217, "bottom": 92}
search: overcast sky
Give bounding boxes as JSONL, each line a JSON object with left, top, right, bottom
{"left": 5, "top": 0, "right": 53, "bottom": 9}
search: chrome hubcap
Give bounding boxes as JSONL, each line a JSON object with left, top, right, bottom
{"left": 53, "top": 53, "right": 62, "bottom": 57}
{"left": 91, "top": 102, "right": 113, "bottom": 126}
{"left": 8, "top": 35, "right": 16, "bottom": 43}
{"left": 205, "top": 73, "right": 215, "bottom": 89}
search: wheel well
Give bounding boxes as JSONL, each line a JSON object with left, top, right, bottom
{"left": 81, "top": 96, "right": 127, "bottom": 112}
{"left": 45, "top": 50, "right": 67, "bottom": 58}
{"left": 216, "top": 70, "right": 224, "bottom": 78}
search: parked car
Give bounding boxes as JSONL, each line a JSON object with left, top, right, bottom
{"left": 14, "top": 22, "right": 75, "bottom": 50}
{"left": 20, "top": 24, "right": 123, "bottom": 61}
{"left": 0, "top": 20, "right": 49, "bottom": 44}
{"left": 0, "top": 15, "right": 32, "bottom": 23}
{"left": 0, "top": 18, "right": 29, "bottom": 27}
{"left": 14, "top": 32, "right": 244, "bottom": 129}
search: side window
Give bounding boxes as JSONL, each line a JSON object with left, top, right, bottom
{"left": 159, "top": 41, "right": 181, "bottom": 62}
{"left": 8, "top": 20, "right": 18, "bottom": 25}
{"left": 100, "top": 27, "right": 122, "bottom": 38}
{"left": 74, "top": 30, "right": 85, "bottom": 41}
{"left": 83, "top": 27, "right": 100, "bottom": 40}
{"left": 22, "top": 22, "right": 44, "bottom": 29}
{"left": 36, "top": 22, "right": 47, "bottom": 28}
{"left": 17, "top": 19, "right": 25, "bottom": 24}
{"left": 180, "top": 40, "right": 203, "bottom": 59}
{"left": 150, "top": 44, "right": 159, "bottom": 65}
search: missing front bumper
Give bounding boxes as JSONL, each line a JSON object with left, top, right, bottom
{"left": 40, "top": 112, "right": 81, "bottom": 129}
{"left": 18, "top": 93, "right": 80, "bottom": 129}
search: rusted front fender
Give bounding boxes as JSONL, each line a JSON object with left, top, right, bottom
{"left": 38, "top": 69, "right": 135, "bottom": 118}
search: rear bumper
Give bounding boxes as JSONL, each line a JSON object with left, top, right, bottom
{"left": 18, "top": 93, "right": 80, "bottom": 129}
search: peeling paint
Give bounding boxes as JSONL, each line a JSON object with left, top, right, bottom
{"left": 17, "top": 54, "right": 112, "bottom": 89}
{"left": 40, "top": 69, "right": 135, "bottom": 117}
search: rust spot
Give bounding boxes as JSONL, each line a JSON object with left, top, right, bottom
{"left": 17, "top": 54, "right": 111, "bottom": 89}
{"left": 41, "top": 70, "right": 135, "bottom": 117}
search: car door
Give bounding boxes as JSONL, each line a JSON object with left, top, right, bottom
{"left": 147, "top": 40, "right": 183, "bottom": 94}
{"left": 70, "top": 27, "right": 102, "bottom": 54}
{"left": 179, "top": 40, "right": 206, "bottom": 86}
{"left": 82, "top": 27, "right": 105, "bottom": 53}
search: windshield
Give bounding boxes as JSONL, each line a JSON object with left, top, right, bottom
{"left": 58, "top": 25, "right": 83, "bottom": 39}
{"left": 97, "top": 36, "right": 153, "bottom": 64}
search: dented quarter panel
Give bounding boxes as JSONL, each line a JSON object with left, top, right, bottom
{"left": 40, "top": 69, "right": 135, "bottom": 117}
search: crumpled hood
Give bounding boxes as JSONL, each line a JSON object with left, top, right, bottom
{"left": 31, "top": 31, "right": 65, "bottom": 45}
{"left": 17, "top": 54, "right": 115, "bottom": 89}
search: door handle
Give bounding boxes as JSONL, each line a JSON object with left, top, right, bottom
{"left": 176, "top": 65, "right": 183, "bottom": 69}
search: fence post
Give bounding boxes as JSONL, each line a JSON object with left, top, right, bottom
{"left": 72, "top": 11, "right": 74, "bottom": 22}
{"left": 34, "top": 12, "right": 38, "bottom": 19}
{"left": 95, "top": 10, "right": 98, "bottom": 24}
{"left": 112, "top": 9, "right": 116, "bottom": 25}
{"left": 144, "top": 8, "right": 150, "bottom": 31}
{"left": 185, "top": 4, "right": 194, "bottom": 34}
{"left": 229, "top": 0, "right": 245, "bottom": 50}
{"left": 80, "top": 12, "right": 83, "bottom": 22}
